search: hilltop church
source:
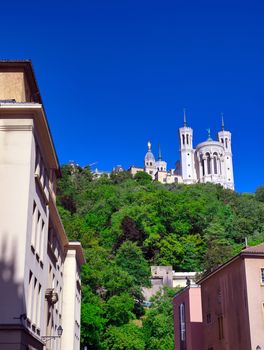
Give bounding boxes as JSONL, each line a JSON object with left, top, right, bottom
{"left": 129, "top": 112, "right": 234, "bottom": 190}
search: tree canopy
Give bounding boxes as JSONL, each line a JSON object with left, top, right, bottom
{"left": 57, "top": 165, "right": 264, "bottom": 349}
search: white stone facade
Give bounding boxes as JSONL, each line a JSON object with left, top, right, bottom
{"left": 0, "top": 61, "right": 85, "bottom": 350}
{"left": 129, "top": 114, "right": 234, "bottom": 190}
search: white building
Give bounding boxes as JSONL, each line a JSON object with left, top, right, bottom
{"left": 129, "top": 111, "right": 234, "bottom": 190}
{"left": 0, "top": 60, "right": 85, "bottom": 350}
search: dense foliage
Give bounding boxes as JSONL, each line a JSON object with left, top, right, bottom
{"left": 57, "top": 165, "right": 264, "bottom": 349}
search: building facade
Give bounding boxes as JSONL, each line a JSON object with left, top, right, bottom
{"left": 0, "top": 60, "right": 85, "bottom": 350}
{"left": 129, "top": 112, "right": 234, "bottom": 190}
{"left": 199, "top": 243, "right": 264, "bottom": 350}
{"left": 173, "top": 285, "right": 203, "bottom": 350}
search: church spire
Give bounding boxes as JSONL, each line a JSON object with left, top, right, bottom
{"left": 147, "top": 141, "right": 151, "bottom": 151}
{"left": 158, "top": 144, "right": 162, "bottom": 160}
{"left": 183, "top": 108, "right": 187, "bottom": 127}
{"left": 207, "top": 128, "right": 213, "bottom": 141}
{"left": 221, "top": 113, "right": 225, "bottom": 131}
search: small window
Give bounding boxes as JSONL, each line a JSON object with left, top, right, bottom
{"left": 150, "top": 162, "right": 152, "bottom": 166}
{"left": 261, "top": 268, "right": 264, "bottom": 284}
{"left": 206, "top": 313, "right": 211, "bottom": 324}
{"left": 218, "top": 315, "right": 224, "bottom": 340}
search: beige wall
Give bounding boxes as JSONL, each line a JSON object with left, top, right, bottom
{"left": 61, "top": 246, "right": 82, "bottom": 350}
{"left": 244, "top": 257, "right": 264, "bottom": 349}
{"left": 0, "top": 72, "right": 30, "bottom": 102}
{"left": 0, "top": 118, "right": 33, "bottom": 324}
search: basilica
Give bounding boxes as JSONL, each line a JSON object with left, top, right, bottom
{"left": 129, "top": 113, "right": 234, "bottom": 190}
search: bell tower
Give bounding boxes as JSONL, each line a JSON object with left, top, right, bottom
{"left": 217, "top": 114, "right": 234, "bottom": 190}
{"left": 178, "top": 110, "right": 197, "bottom": 184}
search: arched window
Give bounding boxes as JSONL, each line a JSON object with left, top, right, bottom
{"left": 206, "top": 153, "right": 211, "bottom": 175}
{"left": 200, "top": 155, "right": 205, "bottom": 176}
{"left": 182, "top": 134, "right": 185, "bottom": 145}
{"left": 186, "top": 134, "right": 189, "bottom": 145}
{"left": 213, "top": 153, "right": 218, "bottom": 174}
{"left": 225, "top": 138, "right": 228, "bottom": 148}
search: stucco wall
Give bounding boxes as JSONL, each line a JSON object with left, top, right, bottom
{"left": 173, "top": 286, "right": 203, "bottom": 350}
{"left": 244, "top": 257, "right": 264, "bottom": 349}
{"left": 201, "top": 258, "right": 251, "bottom": 350}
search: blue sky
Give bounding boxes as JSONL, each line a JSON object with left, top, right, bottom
{"left": 1, "top": 0, "right": 264, "bottom": 192}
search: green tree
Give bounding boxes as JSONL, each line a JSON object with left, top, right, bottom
{"left": 134, "top": 171, "right": 152, "bottom": 185}
{"left": 105, "top": 293, "right": 135, "bottom": 326}
{"left": 256, "top": 185, "right": 264, "bottom": 202}
{"left": 102, "top": 324, "right": 145, "bottom": 350}
{"left": 143, "top": 287, "right": 177, "bottom": 350}
{"left": 115, "top": 241, "right": 150, "bottom": 287}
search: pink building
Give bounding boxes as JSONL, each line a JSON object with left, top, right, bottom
{"left": 199, "top": 243, "right": 264, "bottom": 350}
{"left": 173, "top": 284, "right": 203, "bottom": 350}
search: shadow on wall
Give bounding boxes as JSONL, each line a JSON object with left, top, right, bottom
{"left": 0, "top": 233, "right": 27, "bottom": 331}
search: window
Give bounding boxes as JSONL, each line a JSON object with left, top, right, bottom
{"left": 214, "top": 157, "right": 217, "bottom": 174}
{"left": 179, "top": 303, "right": 186, "bottom": 350}
{"left": 206, "top": 313, "right": 211, "bottom": 324}
{"left": 218, "top": 315, "right": 224, "bottom": 340}
{"left": 182, "top": 134, "right": 185, "bottom": 145}
{"left": 150, "top": 162, "right": 152, "bottom": 166}
{"left": 186, "top": 134, "right": 189, "bottom": 145}
{"left": 261, "top": 268, "right": 264, "bottom": 284}
{"left": 200, "top": 155, "right": 205, "bottom": 176}
{"left": 206, "top": 153, "right": 211, "bottom": 175}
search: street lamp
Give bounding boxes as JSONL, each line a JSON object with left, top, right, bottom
{"left": 41, "top": 325, "right": 63, "bottom": 343}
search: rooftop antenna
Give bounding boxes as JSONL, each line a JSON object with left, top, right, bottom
{"left": 245, "top": 237, "right": 248, "bottom": 247}
{"left": 221, "top": 113, "right": 225, "bottom": 131}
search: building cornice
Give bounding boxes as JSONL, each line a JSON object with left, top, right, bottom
{"left": 0, "top": 104, "right": 60, "bottom": 174}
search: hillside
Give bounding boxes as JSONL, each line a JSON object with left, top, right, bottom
{"left": 57, "top": 165, "right": 264, "bottom": 349}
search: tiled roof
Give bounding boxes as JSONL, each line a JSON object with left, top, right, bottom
{"left": 242, "top": 243, "right": 264, "bottom": 254}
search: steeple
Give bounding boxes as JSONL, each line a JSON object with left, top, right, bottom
{"left": 183, "top": 108, "right": 187, "bottom": 127}
{"left": 158, "top": 144, "right": 162, "bottom": 161}
{"left": 207, "top": 128, "right": 213, "bottom": 141}
{"left": 221, "top": 113, "right": 225, "bottom": 131}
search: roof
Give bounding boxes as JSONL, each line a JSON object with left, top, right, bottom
{"left": 242, "top": 242, "right": 264, "bottom": 254}
{"left": 198, "top": 242, "right": 264, "bottom": 284}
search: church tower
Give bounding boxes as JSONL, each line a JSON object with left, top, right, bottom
{"left": 144, "top": 141, "right": 156, "bottom": 178}
{"left": 155, "top": 145, "right": 167, "bottom": 172}
{"left": 217, "top": 115, "right": 234, "bottom": 190}
{"left": 179, "top": 110, "right": 197, "bottom": 184}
